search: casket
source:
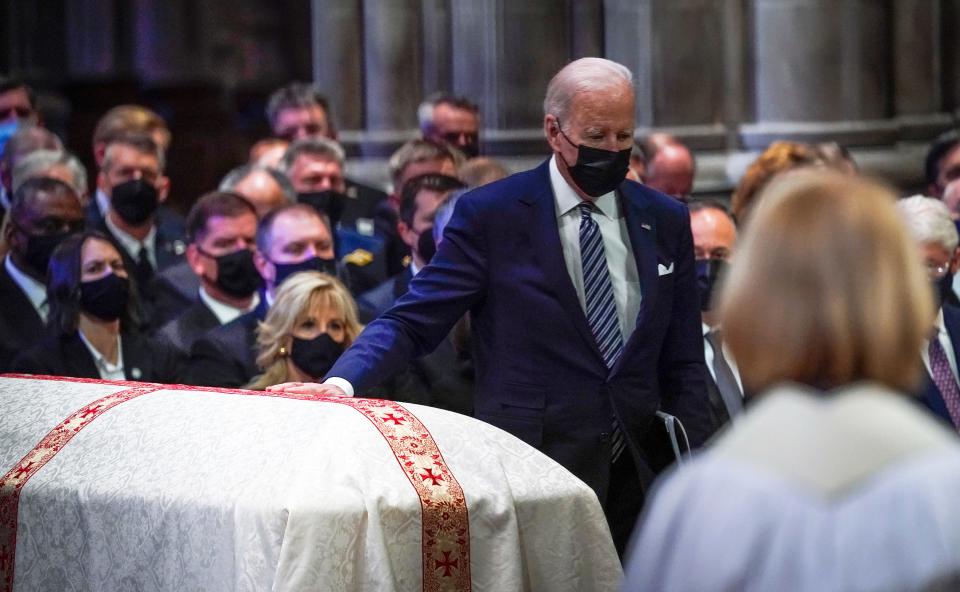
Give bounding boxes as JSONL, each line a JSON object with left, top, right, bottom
{"left": 0, "top": 375, "right": 620, "bottom": 591}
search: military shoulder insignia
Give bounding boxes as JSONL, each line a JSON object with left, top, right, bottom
{"left": 343, "top": 248, "right": 374, "bottom": 267}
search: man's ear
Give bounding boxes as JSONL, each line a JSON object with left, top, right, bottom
{"left": 950, "top": 246, "right": 960, "bottom": 275}
{"left": 397, "top": 220, "right": 416, "bottom": 250}
{"left": 254, "top": 251, "right": 274, "bottom": 284}
{"left": 93, "top": 143, "right": 106, "bottom": 167}
{"left": 185, "top": 244, "right": 205, "bottom": 277}
{"left": 543, "top": 114, "right": 562, "bottom": 153}
{"left": 157, "top": 176, "right": 171, "bottom": 203}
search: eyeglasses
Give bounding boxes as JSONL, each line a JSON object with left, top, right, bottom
{"left": 928, "top": 262, "right": 951, "bottom": 280}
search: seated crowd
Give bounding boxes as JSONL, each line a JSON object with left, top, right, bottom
{"left": 7, "top": 70, "right": 960, "bottom": 586}
{"left": 5, "top": 73, "right": 960, "bottom": 426}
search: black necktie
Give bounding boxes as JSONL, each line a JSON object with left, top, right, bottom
{"left": 705, "top": 329, "right": 743, "bottom": 417}
{"left": 135, "top": 245, "right": 154, "bottom": 287}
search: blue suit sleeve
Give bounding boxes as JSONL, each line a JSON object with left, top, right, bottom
{"left": 328, "top": 194, "right": 488, "bottom": 393}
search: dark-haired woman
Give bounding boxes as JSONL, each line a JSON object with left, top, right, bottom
{"left": 12, "top": 232, "right": 184, "bottom": 382}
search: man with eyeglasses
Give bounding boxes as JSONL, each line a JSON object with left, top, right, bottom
{"left": 418, "top": 94, "right": 481, "bottom": 159}
{"left": 690, "top": 200, "right": 743, "bottom": 428}
{"left": 899, "top": 195, "right": 960, "bottom": 430}
{"left": 0, "top": 177, "right": 83, "bottom": 370}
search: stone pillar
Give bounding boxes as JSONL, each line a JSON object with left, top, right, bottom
{"left": 361, "top": 0, "right": 422, "bottom": 135}
{"left": 742, "top": 0, "right": 893, "bottom": 147}
{"left": 450, "top": 0, "right": 570, "bottom": 153}
{"left": 605, "top": 0, "right": 729, "bottom": 149}
{"left": 893, "top": 0, "right": 951, "bottom": 139}
{"left": 421, "top": 0, "right": 453, "bottom": 99}
{"left": 311, "top": 0, "right": 364, "bottom": 132}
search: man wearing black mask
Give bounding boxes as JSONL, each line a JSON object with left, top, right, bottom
{"left": 0, "top": 177, "right": 83, "bottom": 369}
{"left": 280, "top": 137, "right": 385, "bottom": 293}
{"left": 690, "top": 201, "right": 743, "bottom": 429}
{"left": 272, "top": 57, "right": 713, "bottom": 554}
{"left": 91, "top": 133, "right": 186, "bottom": 306}
{"left": 187, "top": 203, "right": 343, "bottom": 387}
{"left": 358, "top": 173, "right": 464, "bottom": 319}
{"left": 157, "top": 192, "right": 261, "bottom": 355}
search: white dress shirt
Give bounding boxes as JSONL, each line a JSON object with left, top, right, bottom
{"left": 921, "top": 308, "right": 960, "bottom": 383}
{"left": 5, "top": 255, "right": 48, "bottom": 321}
{"left": 199, "top": 287, "right": 260, "bottom": 325}
{"left": 550, "top": 155, "right": 641, "bottom": 343}
{"left": 105, "top": 213, "right": 158, "bottom": 269}
{"left": 702, "top": 322, "right": 744, "bottom": 394}
{"left": 325, "top": 156, "right": 643, "bottom": 397}
{"left": 78, "top": 330, "right": 125, "bottom": 380}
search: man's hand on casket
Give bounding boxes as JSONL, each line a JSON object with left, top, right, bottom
{"left": 266, "top": 382, "right": 351, "bottom": 397}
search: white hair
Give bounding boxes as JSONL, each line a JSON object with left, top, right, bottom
{"left": 543, "top": 57, "right": 634, "bottom": 122}
{"left": 12, "top": 149, "right": 88, "bottom": 196}
{"left": 898, "top": 194, "right": 959, "bottom": 252}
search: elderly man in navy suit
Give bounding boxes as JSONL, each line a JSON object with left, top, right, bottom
{"left": 272, "top": 57, "right": 713, "bottom": 551}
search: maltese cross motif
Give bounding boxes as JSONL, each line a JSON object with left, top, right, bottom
{"left": 420, "top": 467, "right": 444, "bottom": 486}
{"left": 13, "top": 461, "right": 34, "bottom": 479}
{"left": 434, "top": 550, "right": 459, "bottom": 577}
{"left": 382, "top": 413, "right": 406, "bottom": 425}
{"left": 80, "top": 404, "right": 102, "bottom": 418}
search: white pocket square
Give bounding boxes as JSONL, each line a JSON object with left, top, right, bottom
{"left": 658, "top": 262, "right": 674, "bottom": 276}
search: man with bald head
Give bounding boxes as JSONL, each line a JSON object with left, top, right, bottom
{"left": 690, "top": 201, "right": 743, "bottom": 428}
{"left": 272, "top": 57, "right": 712, "bottom": 552}
{"left": 635, "top": 133, "right": 696, "bottom": 200}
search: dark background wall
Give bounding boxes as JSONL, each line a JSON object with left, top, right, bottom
{"left": 4, "top": 0, "right": 960, "bottom": 212}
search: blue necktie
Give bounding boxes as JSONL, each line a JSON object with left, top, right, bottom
{"left": 578, "top": 202, "right": 626, "bottom": 460}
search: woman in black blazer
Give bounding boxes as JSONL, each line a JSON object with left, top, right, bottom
{"left": 12, "top": 231, "right": 185, "bottom": 383}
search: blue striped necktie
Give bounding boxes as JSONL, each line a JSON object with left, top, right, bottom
{"left": 578, "top": 202, "right": 626, "bottom": 460}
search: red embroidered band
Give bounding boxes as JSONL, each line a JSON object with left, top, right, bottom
{"left": 0, "top": 375, "right": 471, "bottom": 592}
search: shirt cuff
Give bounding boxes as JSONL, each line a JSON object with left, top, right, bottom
{"left": 323, "top": 376, "right": 355, "bottom": 397}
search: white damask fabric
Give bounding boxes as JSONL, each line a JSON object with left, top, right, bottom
{"left": 0, "top": 377, "right": 620, "bottom": 592}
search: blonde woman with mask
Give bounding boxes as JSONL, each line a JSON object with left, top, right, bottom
{"left": 247, "top": 272, "right": 362, "bottom": 390}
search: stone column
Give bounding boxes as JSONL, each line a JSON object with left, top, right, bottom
{"left": 742, "top": 0, "right": 893, "bottom": 147}
{"left": 605, "top": 0, "right": 729, "bottom": 149}
{"left": 311, "top": 0, "right": 364, "bottom": 132}
{"left": 361, "top": 0, "right": 422, "bottom": 136}
{"left": 450, "top": 0, "right": 570, "bottom": 154}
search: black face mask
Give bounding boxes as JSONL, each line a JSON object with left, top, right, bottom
{"left": 556, "top": 120, "right": 631, "bottom": 197}
{"left": 18, "top": 229, "right": 75, "bottom": 278}
{"left": 416, "top": 227, "right": 437, "bottom": 263}
{"left": 290, "top": 333, "right": 344, "bottom": 379}
{"left": 298, "top": 191, "right": 345, "bottom": 227}
{"left": 79, "top": 273, "right": 130, "bottom": 321}
{"left": 933, "top": 271, "right": 954, "bottom": 310}
{"left": 200, "top": 247, "right": 262, "bottom": 298}
{"left": 111, "top": 179, "right": 159, "bottom": 226}
{"left": 272, "top": 256, "right": 338, "bottom": 287}
{"left": 696, "top": 259, "right": 727, "bottom": 312}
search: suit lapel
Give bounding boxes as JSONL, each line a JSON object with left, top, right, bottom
{"left": 63, "top": 333, "right": 103, "bottom": 378}
{"left": 521, "top": 163, "right": 605, "bottom": 363}
{"left": 619, "top": 185, "right": 658, "bottom": 352}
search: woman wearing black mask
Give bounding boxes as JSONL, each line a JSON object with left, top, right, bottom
{"left": 247, "top": 271, "right": 361, "bottom": 390}
{"left": 11, "top": 231, "right": 184, "bottom": 382}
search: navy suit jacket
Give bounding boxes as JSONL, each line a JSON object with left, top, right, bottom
{"left": 920, "top": 304, "right": 960, "bottom": 427}
{"left": 328, "top": 160, "right": 712, "bottom": 499}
